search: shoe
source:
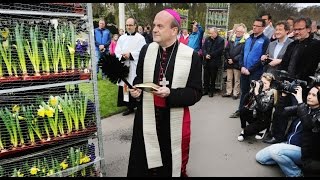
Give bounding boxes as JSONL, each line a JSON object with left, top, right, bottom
{"left": 263, "top": 137, "right": 281, "bottom": 144}
{"left": 255, "top": 133, "right": 264, "bottom": 140}
{"left": 122, "top": 108, "right": 134, "bottom": 116}
{"left": 229, "top": 110, "right": 240, "bottom": 118}
{"left": 209, "top": 92, "right": 214, "bottom": 97}
{"left": 255, "top": 129, "right": 267, "bottom": 140}
{"left": 232, "top": 95, "right": 239, "bottom": 100}
{"left": 222, "top": 93, "right": 231, "bottom": 97}
{"left": 181, "top": 172, "right": 188, "bottom": 177}
{"left": 237, "top": 134, "right": 244, "bottom": 142}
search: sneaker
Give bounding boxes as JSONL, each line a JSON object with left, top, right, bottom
{"left": 255, "top": 129, "right": 267, "bottom": 140}
{"left": 255, "top": 133, "right": 264, "bottom": 140}
{"left": 229, "top": 110, "right": 240, "bottom": 118}
{"left": 237, "top": 134, "right": 244, "bottom": 142}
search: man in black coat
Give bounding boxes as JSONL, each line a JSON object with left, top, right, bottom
{"left": 202, "top": 27, "right": 225, "bottom": 97}
{"left": 264, "top": 16, "right": 320, "bottom": 144}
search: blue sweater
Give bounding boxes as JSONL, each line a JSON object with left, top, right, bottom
{"left": 240, "top": 33, "right": 269, "bottom": 74}
{"left": 286, "top": 117, "right": 302, "bottom": 147}
{"left": 94, "top": 28, "right": 111, "bottom": 53}
{"left": 188, "top": 24, "right": 204, "bottom": 52}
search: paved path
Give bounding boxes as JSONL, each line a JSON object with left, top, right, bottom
{"left": 101, "top": 93, "right": 284, "bottom": 177}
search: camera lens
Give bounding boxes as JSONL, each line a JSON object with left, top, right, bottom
{"left": 250, "top": 80, "right": 256, "bottom": 88}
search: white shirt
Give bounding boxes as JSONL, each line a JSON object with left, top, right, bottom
{"left": 274, "top": 36, "right": 288, "bottom": 58}
{"left": 115, "top": 32, "right": 146, "bottom": 86}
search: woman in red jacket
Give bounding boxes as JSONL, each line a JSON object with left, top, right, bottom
{"left": 179, "top": 28, "right": 189, "bottom": 45}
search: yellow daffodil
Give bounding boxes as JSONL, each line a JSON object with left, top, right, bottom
{"left": 1, "top": 27, "right": 9, "bottom": 39}
{"left": 60, "top": 161, "right": 69, "bottom": 170}
{"left": 42, "top": 167, "right": 46, "bottom": 174}
{"left": 46, "top": 169, "right": 54, "bottom": 176}
{"left": 30, "top": 166, "right": 40, "bottom": 175}
{"left": 2, "top": 40, "right": 8, "bottom": 49}
{"left": 32, "top": 118, "right": 37, "bottom": 125}
{"left": 45, "top": 106, "right": 54, "bottom": 118}
{"left": 37, "top": 105, "right": 45, "bottom": 117}
{"left": 67, "top": 44, "right": 75, "bottom": 55}
{"left": 12, "top": 105, "right": 20, "bottom": 113}
{"left": 17, "top": 170, "right": 24, "bottom": 177}
{"left": 12, "top": 113, "right": 24, "bottom": 120}
{"left": 58, "top": 105, "right": 63, "bottom": 112}
{"left": 49, "top": 96, "right": 59, "bottom": 107}
{"left": 80, "top": 155, "right": 90, "bottom": 164}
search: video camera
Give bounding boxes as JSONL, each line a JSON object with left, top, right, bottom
{"left": 274, "top": 70, "right": 308, "bottom": 94}
{"left": 308, "top": 75, "right": 320, "bottom": 87}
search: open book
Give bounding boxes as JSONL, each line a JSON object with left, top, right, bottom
{"left": 135, "top": 82, "right": 160, "bottom": 92}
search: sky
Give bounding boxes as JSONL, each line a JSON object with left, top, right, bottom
{"left": 295, "top": 3, "right": 320, "bottom": 10}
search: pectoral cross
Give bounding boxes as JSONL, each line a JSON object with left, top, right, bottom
{"left": 160, "top": 77, "right": 169, "bottom": 87}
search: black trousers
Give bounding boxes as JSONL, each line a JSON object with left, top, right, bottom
{"left": 270, "top": 94, "right": 298, "bottom": 141}
{"left": 203, "top": 60, "right": 219, "bottom": 93}
{"left": 240, "top": 108, "right": 270, "bottom": 136}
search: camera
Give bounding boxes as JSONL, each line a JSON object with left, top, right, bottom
{"left": 250, "top": 80, "right": 264, "bottom": 93}
{"left": 264, "top": 58, "right": 273, "bottom": 65}
{"left": 274, "top": 70, "right": 308, "bottom": 94}
{"left": 276, "top": 79, "right": 307, "bottom": 94}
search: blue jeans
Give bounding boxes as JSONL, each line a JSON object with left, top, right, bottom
{"left": 95, "top": 50, "right": 106, "bottom": 76}
{"left": 256, "top": 143, "right": 302, "bottom": 177}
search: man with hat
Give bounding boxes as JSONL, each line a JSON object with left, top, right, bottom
{"left": 128, "top": 9, "right": 202, "bottom": 177}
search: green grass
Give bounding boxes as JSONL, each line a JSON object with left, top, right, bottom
{"left": 68, "top": 73, "right": 126, "bottom": 118}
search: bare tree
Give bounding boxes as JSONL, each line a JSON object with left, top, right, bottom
{"left": 256, "top": 3, "right": 298, "bottom": 24}
{"left": 299, "top": 6, "right": 320, "bottom": 21}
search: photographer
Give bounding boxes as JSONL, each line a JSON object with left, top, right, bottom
{"left": 296, "top": 85, "right": 320, "bottom": 177}
{"left": 256, "top": 90, "right": 303, "bottom": 177}
{"left": 237, "top": 73, "right": 276, "bottom": 142}
{"left": 187, "top": 20, "right": 204, "bottom": 53}
{"left": 257, "top": 85, "right": 320, "bottom": 177}
{"left": 142, "top": 24, "right": 153, "bottom": 44}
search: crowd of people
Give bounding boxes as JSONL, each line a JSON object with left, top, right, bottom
{"left": 94, "top": 9, "right": 320, "bottom": 177}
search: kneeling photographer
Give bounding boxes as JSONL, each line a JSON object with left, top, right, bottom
{"left": 263, "top": 70, "right": 308, "bottom": 144}
{"left": 255, "top": 84, "right": 320, "bottom": 177}
{"left": 274, "top": 85, "right": 320, "bottom": 177}
{"left": 237, "top": 73, "right": 276, "bottom": 142}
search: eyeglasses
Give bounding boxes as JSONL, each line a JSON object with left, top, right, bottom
{"left": 293, "top": 27, "right": 306, "bottom": 32}
{"left": 126, "top": 24, "right": 134, "bottom": 27}
{"left": 253, "top": 24, "right": 263, "bottom": 28}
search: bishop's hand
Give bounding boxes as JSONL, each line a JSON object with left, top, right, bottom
{"left": 153, "top": 86, "right": 170, "bottom": 98}
{"left": 129, "top": 86, "right": 142, "bottom": 98}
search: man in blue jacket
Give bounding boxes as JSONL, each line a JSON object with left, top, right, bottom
{"left": 187, "top": 21, "right": 204, "bottom": 53}
{"left": 94, "top": 19, "right": 111, "bottom": 79}
{"left": 230, "top": 18, "right": 270, "bottom": 118}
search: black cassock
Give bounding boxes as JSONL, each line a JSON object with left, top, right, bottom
{"left": 127, "top": 41, "right": 202, "bottom": 177}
